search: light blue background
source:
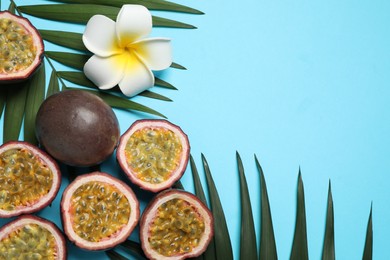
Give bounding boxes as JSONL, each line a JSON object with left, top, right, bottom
{"left": 1, "top": 0, "right": 390, "bottom": 259}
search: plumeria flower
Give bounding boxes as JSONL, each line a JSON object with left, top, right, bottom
{"left": 82, "top": 5, "right": 172, "bottom": 97}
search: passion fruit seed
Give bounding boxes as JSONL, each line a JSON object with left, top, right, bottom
{"left": 125, "top": 127, "right": 183, "bottom": 184}
{"left": 0, "top": 148, "right": 53, "bottom": 211}
{"left": 70, "top": 181, "right": 131, "bottom": 242}
{"left": 148, "top": 198, "right": 205, "bottom": 257}
{"left": 0, "top": 223, "right": 57, "bottom": 259}
{"left": 0, "top": 18, "right": 36, "bottom": 74}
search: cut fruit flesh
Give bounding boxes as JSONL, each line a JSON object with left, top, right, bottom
{"left": 0, "top": 141, "right": 61, "bottom": 218}
{"left": 149, "top": 198, "right": 206, "bottom": 257}
{"left": 140, "top": 190, "right": 214, "bottom": 260}
{"left": 117, "top": 120, "right": 190, "bottom": 193}
{"left": 125, "top": 127, "right": 183, "bottom": 184}
{"left": 0, "top": 11, "right": 44, "bottom": 83}
{"left": 0, "top": 223, "right": 57, "bottom": 259}
{"left": 70, "top": 181, "right": 131, "bottom": 242}
{"left": 0, "top": 215, "right": 66, "bottom": 260}
{"left": 0, "top": 148, "right": 53, "bottom": 212}
{"left": 0, "top": 17, "right": 37, "bottom": 74}
{"left": 61, "top": 172, "right": 140, "bottom": 250}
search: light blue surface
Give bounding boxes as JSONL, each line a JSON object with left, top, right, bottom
{"left": 1, "top": 0, "right": 390, "bottom": 259}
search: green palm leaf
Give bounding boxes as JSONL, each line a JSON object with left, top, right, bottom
{"left": 255, "top": 155, "right": 277, "bottom": 260}
{"left": 202, "top": 154, "right": 234, "bottom": 260}
{"left": 105, "top": 250, "right": 128, "bottom": 260}
{"left": 189, "top": 155, "right": 216, "bottom": 260}
{"left": 290, "top": 170, "right": 309, "bottom": 260}
{"left": 322, "top": 181, "right": 335, "bottom": 260}
{"left": 24, "top": 64, "right": 46, "bottom": 145}
{"left": 46, "top": 70, "right": 61, "bottom": 98}
{"left": 58, "top": 71, "right": 173, "bottom": 102}
{"left": 45, "top": 51, "right": 90, "bottom": 71}
{"left": 8, "top": 1, "right": 16, "bottom": 13}
{"left": 138, "top": 90, "right": 172, "bottom": 102}
{"left": 236, "top": 152, "right": 257, "bottom": 259}
{"left": 155, "top": 77, "right": 177, "bottom": 90}
{"left": 39, "top": 30, "right": 87, "bottom": 52}
{"left": 18, "top": 4, "right": 196, "bottom": 29}
{"left": 48, "top": 0, "right": 203, "bottom": 14}
{"left": 119, "top": 240, "right": 147, "bottom": 259}
{"left": 3, "top": 83, "right": 29, "bottom": 143}
{"left": 57, "top": 71, "right": 94, "bottom": 88}
{"left": 170, "top": 62, "right": 187, "bottom": 70}
{"left": 0, "top": 88, "right": 6, "bottom": 121}
{"left": 66, "top": 87, "right": 166, "bottom": 118}
{"left": 362, "top": 205, "right": 373, "bottom": 260}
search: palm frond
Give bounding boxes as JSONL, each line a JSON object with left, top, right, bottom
{"left": 362, "top": 205, "right": 373, "bottom": 260}
{"left": 202, "top": 154, "right": 234, "bottom": 260}
{"left": 3, "top": 83, "right": 29, "bottom": 143}
{"left": 155, "top": 77, "right": 177, "bottom": 90}
{"left": 322, "top": 181, "right": 335, "bottom": 260}
{"left": 119, "top": 240, "right": 147, "bottom": 259}
{"left": 290, "top": 170, "right": 309, "bottom": 260}
{"left": 0, "top": 88, "right": 7, "bottom": 121}
{"left": 18, "top": 4, "right": 196, "bottom": 28}
{"left": 170, "top": 62, "right": 187, "bottom": 70}
{"left": 255, "top": 155, "right": 277, "bottom": 260}
{"left": 47, "top": 0, "right": 203, "bottom": 14}
{"left": 39, "top": 30, "right": 87, "bottom": 52}
{"left": 46, "top": 70, "right": 61, "bottom": 98}
{"left": 57, "top": 71, "right": 94, "bottom": 88}
{"left": 66, "top": 87, "right": 166, "bottom": 118}
{"left": 105, "top": 250, "right": 128, "bottom": 260}
{"left": 23, "top": 64, "right": 46, "bottom": 145}
{"left": 138, "top": 90, "right": 172, "bottom": 102}
{"left": 236, "top": 152, "right": 257, "bottom": 259}
{"left": 189, "top": 155, "right": 216, "bottom": 260}
{"left": 45, "top": 51, "right": 90, "bottom": 71}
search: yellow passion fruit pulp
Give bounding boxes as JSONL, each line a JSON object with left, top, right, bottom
{"left": 0, "top": 141, "right": 61, "bottom": 218}
{"left": 0, "top": 11, "right": 43, "bottom": 83}
{"left": 117, "top": 120, "right": 190, "bottom": 193}
{"left": 0, "top": 215, "right": 66, "bottom": 259}
{"left": 140, "top": 189, "right": 214, "bottom": 260}
{"left": 61, "top": 172, "right": 140, "bottom": 251}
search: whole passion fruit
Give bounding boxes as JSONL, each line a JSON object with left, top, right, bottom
{"left": 35, "top": 89, "right": 120, "bottom": 167}
{"left": 117, "top": 119, "right": 190, "bottom": 193}
{"left": 61, "top": 172, "right": 140, "bottom": 250}
{"left": 0, "top": 11, "right": 44, "bottom": 84}
{"left": 140, "top": 189, "right": 214, "bottom": 259}
{"left": 0, "top": 141, "right": 61, "bottom": 218}
{"left": 0, "top": 215, "right": 66, "bottom": 259}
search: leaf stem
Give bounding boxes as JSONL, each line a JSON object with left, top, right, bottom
{"left": 44, "top": 55, "right": 66, "bottom": 90}
{"left": 10, "top": 0, "right": 23, "bottom": 16}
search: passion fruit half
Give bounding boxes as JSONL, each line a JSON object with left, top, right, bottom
{"left": 61, "top": 172, "right": 140, "bottom": 250}
{"left": 140, "top": 189, "right": 214, "bottom": 259}
{"left": 0, "top": 11, "right": 44, "bottom": 84}
{"left": 0, "top": 141, "right": 61, "bottom": 218}
{"left": 117, "top": 120, "right": 190, "bottom": 193}
{"left": 0, "top": 215, "right": 66, "bottom": 259}
{"left": 35, "top": 89, "right": 120, "bottom": 167}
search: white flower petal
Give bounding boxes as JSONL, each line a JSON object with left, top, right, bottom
{"left": 116, "top": 5, "right": 152, "bottom": 47}
{"left": 83, "top": 15, "right": 121, "bottom": 57}
{"left": 84, "top": 55, "right": 125, "bottom": 90}
{"left": 118, "top": 53, "right": 155, "bottom": 97}
{"left": 132, "top": 38, "right": 172, "bottom": 71}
